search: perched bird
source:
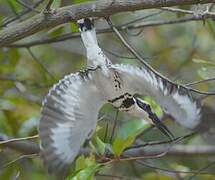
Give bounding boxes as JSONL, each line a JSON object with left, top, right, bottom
{"left": 38, "top": 18, "right": 201, "bottom": 175}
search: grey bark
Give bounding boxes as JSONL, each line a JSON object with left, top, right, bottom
{"left": 0, "top": 0, "right": 215, "bottom": 47}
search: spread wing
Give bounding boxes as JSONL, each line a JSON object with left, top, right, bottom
{"left": 111, "top": 64, "right": 201, "bottom": 128}
{"left": 38, "top": 71, "right": 106, "bottom": 174}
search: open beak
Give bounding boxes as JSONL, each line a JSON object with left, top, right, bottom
{"left": 150, "top": 112, "right": 174, "bottom": 140}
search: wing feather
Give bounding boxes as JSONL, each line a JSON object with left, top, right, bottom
{"left": 111, "top": 64, "right": 201, "bottom": 128}
{"left": 39, "top": 71, "right": 105, "bottom": 174}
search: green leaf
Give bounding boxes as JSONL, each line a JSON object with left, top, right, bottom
{"left": 71, "top": 23, "right": 79, "bottom": 32}
{"left": 112, "top": 119, "right": 150, "bottom": 157}
{"left": 96, "top": 136, "right": 106, "bottom": 155}
{"left": 144, "top": 96, "right": 162, "bottom": 115}
{"left": 89, "top": 141, "right": 97, "bottom": 154}
{"left": 206, "top": 19, "right": 215, "bottom": 40}
{"left": 113, "top": 137, "right": 135, "bottom": 157}
{"left": 192, "top": 59, "right": 215, "bottom": 66}
{"left": 85, "top": 153, "right": 96, "bottom": 167}
{"left": 68, "top": 152, "right": 103, "bottom": 179}
{"left": 75, "top": 153, "right": 96, "bottom": 172}
{"left": 116, "top": 119, "right": 150, "bottom": 140}
{"left": 67, "top": 164, "right": 103, "bottom": 180}
{"left": 75, "top": 155, "right": 86, "bottom": 171}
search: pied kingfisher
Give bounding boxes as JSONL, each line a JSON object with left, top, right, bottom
{"left": 39, "top": 18, "right": 201, "bottom": 174}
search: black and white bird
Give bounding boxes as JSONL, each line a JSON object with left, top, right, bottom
{"left": 39, "top": 18, "right": 201, "bottom": 174}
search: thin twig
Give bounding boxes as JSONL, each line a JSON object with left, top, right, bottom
{"left": 198, "top": 87, "right": 215, "bottom": 100}
{"left": 160, "top": 7, "right": 193, "bottom": 14}
{"left": 160, "top": 160, "right": 183, "bottom": 180}
{"left": 1, "top": 0, "right": 215, "bottom": 47}
{"left": 0, "top": 0, "right": 45, "bottom": 28}
{"left": 7, "top": 1, "right": 20, "bottom": 17}
{"left": 106, "top": 17, "right": 215, "bottom": 96}
{"left": 27, "top": 47, "right": 57, "bottom": 81}
{"left": 160, "top": 6, "right": 215, "bottom": 16}
{"left": 8, "top": 16, "right": 205, "bottom": 48}
{"left": 121, "top": 15, "right": 209, "bottom": 30}
{"left": 126, "top": 132, "right": 196, "bottom": 151}
{"left": 120, "top": 10, "right": 163, "bottom": 27}
{"left": 103, "top": 136, "right": 184, "bottom": 166}
{"left": 0, "top": 154, "right": 38, "bottom": 170}
{"left": 187, "top": 160, "right": 215, "bottom": 180}
{"left": 16, "top": 0, "right": 40, "bottom": 13}
{"left": 45, "top": 0, "right": 54, "bottom": 11}
{"left": 0, "top": 134, "right": 40, "bottom": 154}
{"left": 186, "top": 77, "right": 215, "bottom": 86}
{"left": 135, "top": 160, "right": 215, "bottom": 175}
{"left": 0, "top": 135, "right": 39, "bottom": 145}
{"left": 125, "top": 28, "right": 143, "bottom": 36}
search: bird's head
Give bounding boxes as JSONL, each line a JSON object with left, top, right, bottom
{"left": 77, "top": 18, "right": 94, "bottom": 32}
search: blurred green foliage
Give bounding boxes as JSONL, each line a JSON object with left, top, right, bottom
{"left": 0, "top": 0, "right": 215, "bottom": 180}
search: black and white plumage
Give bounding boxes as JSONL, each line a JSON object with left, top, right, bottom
{"left": 109, "top": 64, "right": 201, "bottom": 128}
{"left": 39, "top": 18, "right": 201, "bottom": 174}
{"left": 39, "top": 70, "right": 106, "bottom": 174}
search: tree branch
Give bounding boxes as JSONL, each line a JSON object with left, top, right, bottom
{"left": 8, "top": 15, "right": 207, "bottom": 48}
{"left": 0, "top": 0, "right": 215, "bottom": 47}
{"left": 124, "top": 145, "right": 215, "bottom": 157}
{"left": 0, "top": 134, "right": 40, "bottom": 154}
{"left": 135, "top": 160, "right": 215, "bottom": 175}
{"left": 127, "top": 132, "right": 196, "bottom": 151}
{"left": 2, "top": 132, "right": 215, "bottom": 157}
{"left": 0, "top": 154, "right": 38, "bottom": 170}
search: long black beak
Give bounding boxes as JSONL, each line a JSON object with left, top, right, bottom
{"left": 136, "top": 98, "right": 174, "bottom": 140}
{"left": 149, "top": 112, "right": 174, "bottom": 140}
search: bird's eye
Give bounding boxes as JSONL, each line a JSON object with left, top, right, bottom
{"left": 145, "top": 104, "right": 151, "bottom": 110}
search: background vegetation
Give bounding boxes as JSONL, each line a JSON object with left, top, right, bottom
{"left": 0, "top": 0, "right": 215, "bottom": 179}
